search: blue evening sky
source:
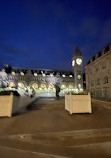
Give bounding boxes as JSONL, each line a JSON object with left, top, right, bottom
{"left": 0, "top": 0, "right": 111, "bottom": 71}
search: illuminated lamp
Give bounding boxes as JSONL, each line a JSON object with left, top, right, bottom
{"left": 62, "top": 74, "right": 65, "bottom": 77}
{"left": 20, "top": 72, "right": 24, "bottom": 76}
{"left": 11, "top": 71, "right": 15, "bottom": 75}
{"left": 34, "top": 73, "right": 37, "bottom": 76}
{"left": 69, "top": 75, "right": 73, "bottom": 77}
{"left": 50, "top": 73, "right": 53, "bottom": 77}
{"left": 42, "top": 73, "right": 45, "bottom": 77}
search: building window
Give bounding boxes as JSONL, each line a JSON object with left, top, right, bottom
{"left": 102, "top": 62, "right": 106, "bottom": 69}
{"left": 68, "top": 84, "right": 74, "bottom": 89}
{"left": 97, "top": 78, "right": 100, "bottom": 85}
{"left": 104, "top": 76, "right": 108, "bottom": 84}
{"left": 40, "top": 83, "right": 46, "bottom": 89}
{"left": 48, "top": 83, "right": 54, "bottom": 89}
{"left": 61, "top": 84, "right": 66, "bottom": 90}
{"left": 18, "top": 82, "right": 25, "bottom": 88}
{"left": 32, "top": 83, "right": 38, "bottom": 89}
{"left": 9, "top": 82, "right": 15, "bottom": 88}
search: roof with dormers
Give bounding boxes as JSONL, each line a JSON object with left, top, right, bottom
{"left": 86, "top": 43, "right": 111, "bottom": 65}
{"left": 9, "top": 67, "right": 74, "bottom": 77}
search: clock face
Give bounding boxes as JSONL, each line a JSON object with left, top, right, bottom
{"left": 76, "top": 58, "right": 82, "bottom": 65}
{"left": 72, "top": 60, "right": 75, "bottom": 66}
{"left": 77, "top": 75, "right": 81, "bottom": 80}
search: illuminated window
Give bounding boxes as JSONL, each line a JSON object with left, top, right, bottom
{"left": 32, "top": 83, "right": 38, "bottom": 89}
{"left": 40, "top": 83, "right": 46, "bottom": 89}
{"left": 20, "top": 72, "right": 24, "bottom": 76}
{"left": 9, "top": 82, "right": 15, "bottom": 88}
{"left": 68, "top": 84, "right": 74, "bottom": 89}
{"left": 11, "top": 71, "right": 15, "bottom": 75}
{"left": 61, "top": 84, "right": 66, "bottom": 89}
{"left": 48, "top": 83, "right": 54, "bottom": 89}
{"left": 18, "top": 82, "right": 24, "bottom": 88}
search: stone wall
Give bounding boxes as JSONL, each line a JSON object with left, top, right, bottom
{"left": 85, "top": 46, "right": 111, "bottom": 99}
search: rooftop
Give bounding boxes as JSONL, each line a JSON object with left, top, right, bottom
{"left": 87, "top": 43, "right": 111, "bottom": 65}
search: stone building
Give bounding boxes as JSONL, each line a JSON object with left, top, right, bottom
{"left": 8, "top": 67, "right": 75, "bottom": 91}
{"left": 85, "top": 43, "right": 111, "bottom": 99}
{"left": 1, "top": 47, "right": 83, "bottom": 93}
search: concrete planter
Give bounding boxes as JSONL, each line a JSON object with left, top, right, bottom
{"left": 65, "top": 93, "right": 92, "bottom": 114}
{"left": 0, "top": 92, "right": 35, "bottom": 117}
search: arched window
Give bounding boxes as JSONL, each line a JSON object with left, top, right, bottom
{"left": 61, "top": 84, "right": 66, "bottom": 89}
{"left": 32, "top": 83, "right": 38, "bottom": 89}
{"left": 68, "top": 84, "right": 74, "bottom": 89}
{"left": 40, "top": 83, "right": 46, "bottom": 89}
{"left": 104, "top": 76, "right": 108, "bottom": 84}
{"left": 48, "top": 83, "right": 54, "bottom": 89}
{"left": 9, "top": 82, "right": 15, "bottom": 88}
{"left": 18, "top": 82, "right": 25, "bottom": 88}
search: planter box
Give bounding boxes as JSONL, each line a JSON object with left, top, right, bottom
{"left": 0, "top": 93, "right": 13, "bottom": 117}
{"left": 65, "top": 93, "right": 92, "bottom": 114}
{"left": 0, "top": 92, "right": 35, "bottom": 117}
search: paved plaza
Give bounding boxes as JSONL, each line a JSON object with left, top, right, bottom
{"left": 0, "top": 97, "right": 111, "bottom": 158}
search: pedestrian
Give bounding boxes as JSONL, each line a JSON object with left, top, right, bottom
{"left": 55, "top": 84, "right": 60, "bottom": 99}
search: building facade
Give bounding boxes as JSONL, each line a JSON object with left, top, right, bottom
{"left": 85, "top": 43, "right": 111, "bottom": 99}
{"left": 2, "top": 47, "right": 83, "bottom": 93}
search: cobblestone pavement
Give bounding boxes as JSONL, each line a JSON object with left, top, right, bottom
{"left": 0, "top": 97, "right": 111, "bottom": 158}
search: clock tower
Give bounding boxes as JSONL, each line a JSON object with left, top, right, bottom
{"left": 72, "top": 46, "right": 83, "bottom": 90}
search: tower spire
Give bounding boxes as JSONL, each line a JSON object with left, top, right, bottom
{"left": 73, "top": 46, "right": 81, "bottom": 56}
